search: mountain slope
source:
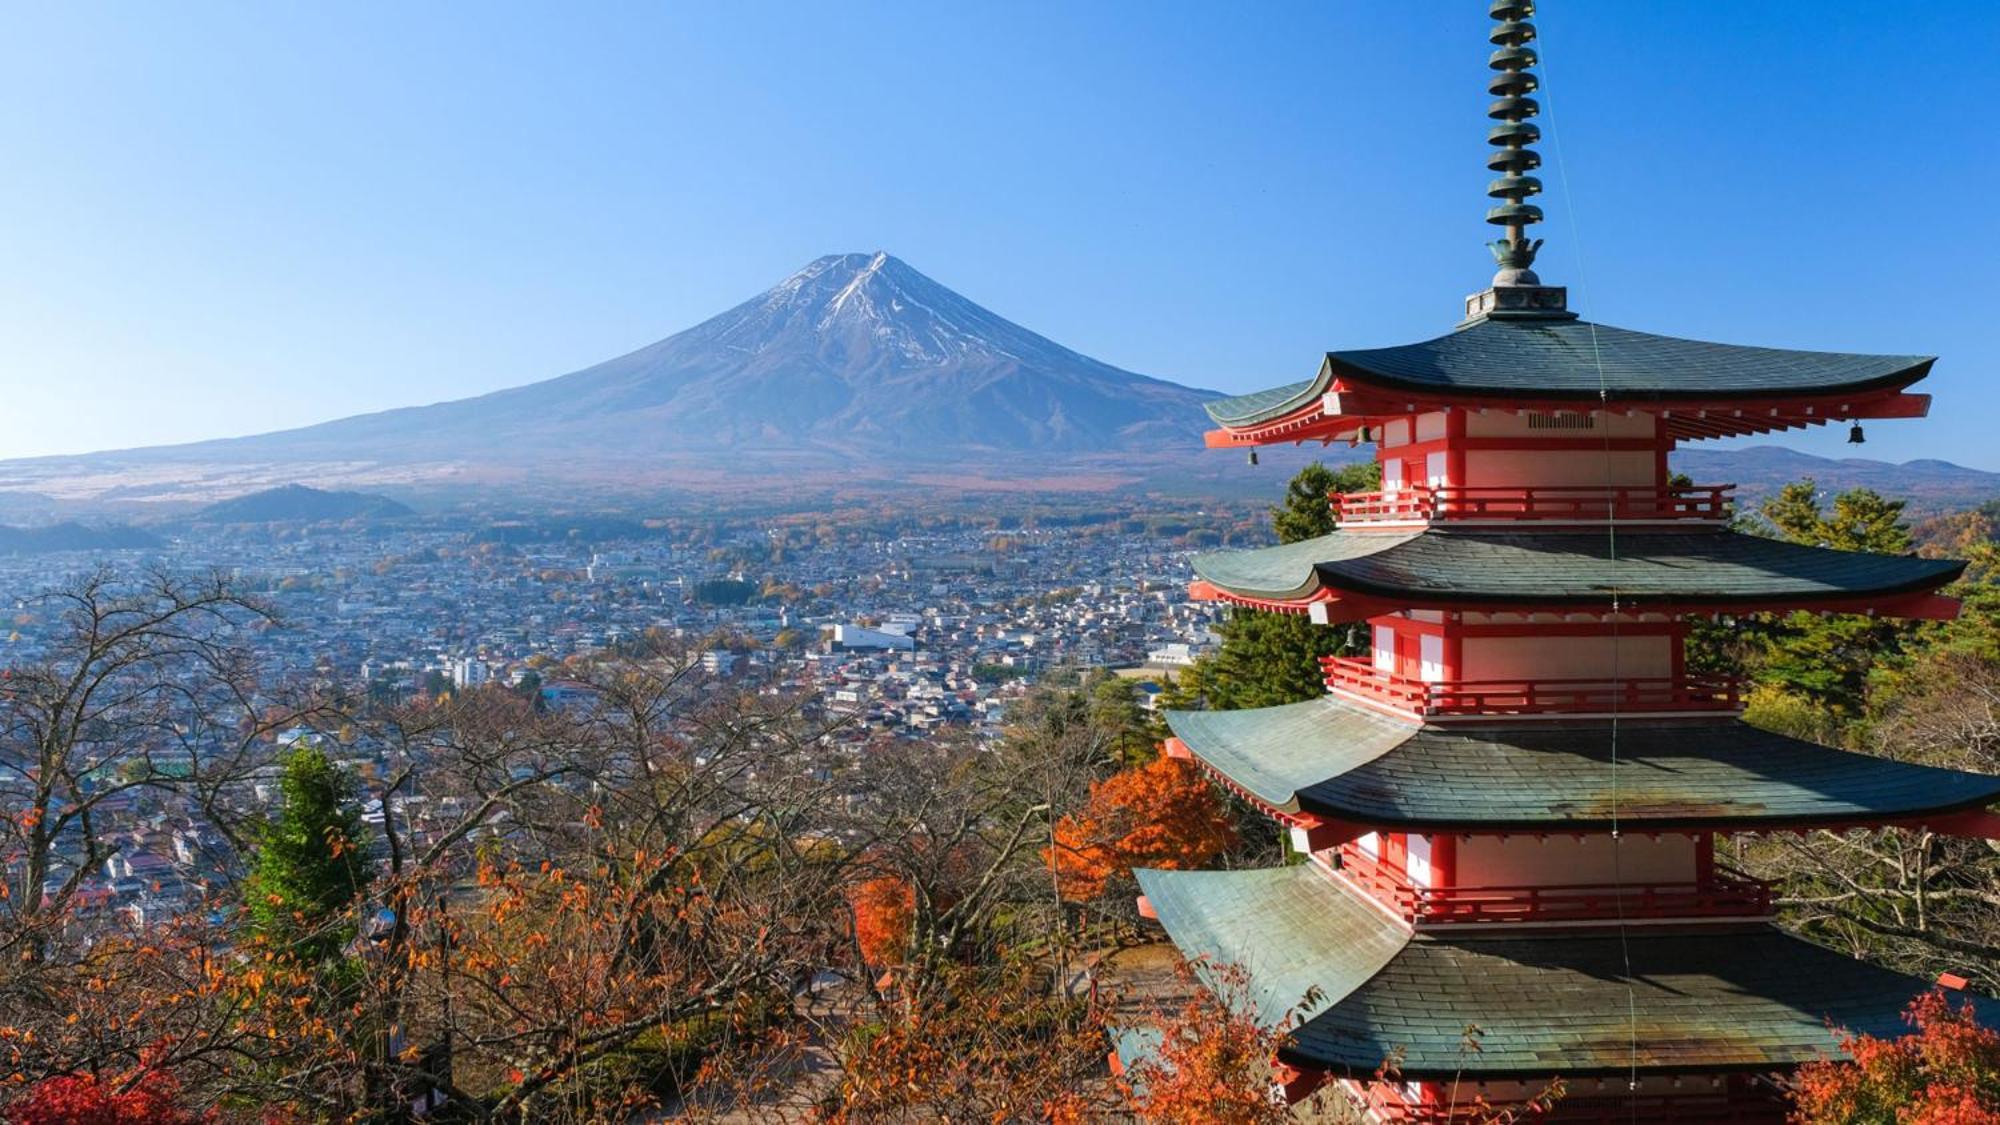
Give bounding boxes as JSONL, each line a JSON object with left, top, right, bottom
{"left": 1673, "top": 447, "right": 2000, "bottom": 515}
{"left": 188, "top": 485, "right": 413, "bottom": 524}
{"left": 0, "top": 522, "right": 160, "bottom": 555}
{"left": 143, "top": 253, "right": 1217, "bottom": 464}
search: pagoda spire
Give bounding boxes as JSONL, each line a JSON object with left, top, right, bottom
{"left": 1462, "top": 0, "right": 1573, "bottom": 322}
{"left": 1485, "top": 0, "right": 1544, "bottom": 281}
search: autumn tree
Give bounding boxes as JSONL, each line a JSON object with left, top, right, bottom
{"left": 1047, "top": 756, "right": 1238, "bottom": 902}
{"left": 849, "top": 875, "right": 916, "bottom": 969}
{"left": 1123, "top": 962, "right": 1307, "bottom": 1125}
{"left": 1791, "top": 989, "right": 2000, "bottom": 1123}
{"left": 0, "top": 569, "right": 289, "bottom": 950}
{"left": 7, "top": 1066, "right": 204, "bottom": 1125}
{"left": 824, "top": 957, "right": 1117, "bottom": 1122}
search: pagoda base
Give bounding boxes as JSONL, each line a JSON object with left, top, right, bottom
{"left": 1133, "top": 864, "right": 1996, "bottom": 1086}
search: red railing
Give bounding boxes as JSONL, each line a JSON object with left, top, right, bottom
{"left": 1336, "top": 848, "right": 1776, "bottom": 925}
{"left": 1334, "top": 483, "right": 1734, "bottom": 524}
{"left": 1365, "top": 1092, "right": 1785, "bottom": 1124}
{"left": 1321, "top": 657, "right": 1744, "bottom": 717}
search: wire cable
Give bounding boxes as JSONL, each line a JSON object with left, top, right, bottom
{"left": 1536, "top": 10, "right": 1644, "bottom": 1114}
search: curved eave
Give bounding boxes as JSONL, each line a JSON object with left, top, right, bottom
{"left": 1283, "top": 924, "right": 1996, "bottom": 1080}
{"left": 1189, "top": 529, "right": 1967, "bottom": 618}
{"left": 1139, "top": 865, "right": 1996, "bottom": 1081}
{"left": 1167, "top": 703, "right": 2000, "bottom": 834}
{"left": 1202, "top": 319, "right": 1936, "bottom": 444}
{"left": 1318, "top": 355, "right": 1934, "bottom": 407}
{"left": 1164, "top": 698, "right": 1415, "bottom": 812}
{"left": 1133, "top": 865, "right": 1410, "bottom": 1032}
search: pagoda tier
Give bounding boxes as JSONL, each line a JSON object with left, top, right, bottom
{"left": 1202, "top": 318, "right": 1933, "bottom": 447}
{"left": 1187, "top": 527, "right": 1964, "bottom": 619}
{"left": 1130, "top": 4, "right": 1998, "bottom": 1118}
{"left": 1136, "top": 864, "right": 1998, "bottom": 1091}
{"left": 1163, "top": 699, "right": 2000, "bottom": 834}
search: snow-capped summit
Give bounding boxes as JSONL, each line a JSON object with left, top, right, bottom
{"left": 87, "top": 252, "right": 1220, "bottom": 465}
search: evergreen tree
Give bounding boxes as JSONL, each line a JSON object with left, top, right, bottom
{"left": 1172, "top": 460, "right": 1380, "bottom": 713}
{"left": 1087, "top": 672, "right": 1157, "bottom": 765}
{"left": 1739, "top": 480, "right": 1921, "bottom": 716}
{"left": 246, "top": 742, "right": 374, "bottom": 964}
{"left": 1270, "top": 460, "right": 1381, "bottom": 544}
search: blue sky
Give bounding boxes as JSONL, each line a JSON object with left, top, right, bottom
{"left": 2, "top": 2, "right": 1996, "bottom": 467}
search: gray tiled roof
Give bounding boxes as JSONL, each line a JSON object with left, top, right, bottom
{"left": 1134, "top": 865, "right": 1409, "bottom": 1030}
{"left": 1191, "top": 528, "right": 1964, "bottom": 607}
{"left": 1288, "top": 926, "right": 1995, "bottom": 1079}
{"left": 1204, "top": 319, "right": 1933, "bottom": 427}
{"left": 1165, "top": 701, "right": 2000, "bottom": 829}
{"left": 1140, "top": 866, "right": 1995, "bottom": 1079}
{"left": 1165, "top": 698, "right": 1415, "bottom": 811}
{"left": 1303, "top": 720, "right": 2000, "bottom": 829}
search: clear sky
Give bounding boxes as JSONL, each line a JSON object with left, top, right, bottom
{"left": 2, "top": 2, "right": 1996, "bottom": 467}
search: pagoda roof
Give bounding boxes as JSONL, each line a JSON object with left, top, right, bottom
{"left": 1190, "top": 527, "right": 1964, "bottom": 611}
{"left": 1166, "top": 697, "right": 2000, "bottom": 830}
{"left": 1205, "top": 318, "right": 1934, "bottom": 429}
{"left": 1137, "top": 864, "right": 1995, "bottom": 1080}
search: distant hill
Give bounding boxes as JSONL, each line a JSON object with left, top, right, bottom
{"left": 190, "top": 485, "right": 413, "bottom": 524}
{"left": 0, "top": 521, "right": 160, "bottom": 555}
{"left": 1673, "top": 447, "right": 2000, "bottom": 515}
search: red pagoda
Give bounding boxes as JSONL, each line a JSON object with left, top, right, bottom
{"left": 1129, "top": 4, "right": 2000, "bottom": 1121}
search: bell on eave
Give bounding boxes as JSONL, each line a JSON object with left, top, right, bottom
{"left": 1848, "top": 423, "right": 1866, "bottom": 444}
{"left": 1247, "top": 449, "right": 1259, "bottom": 466}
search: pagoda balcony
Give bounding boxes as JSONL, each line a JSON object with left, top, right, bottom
{"left": 1333, "top": 849, "right": 1777, "bottom": 927}
{"left": 1358, "top": 1090, "right": 1786, "bottom": 1124}
{"left": 1320, "top": 657, "right": 1745, "bottom": 719}
{"left": 1333, "top": 483, "right": 1735, "bottom": 526}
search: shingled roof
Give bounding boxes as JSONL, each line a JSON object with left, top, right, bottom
{"left": 1166, "top": 698, "right": 2000, "bottom": 830}
{"left": 1191, "top": 527, "right": 1964, "bottom": 607}
{"left": 1205, "top": 318, "right": 1934, "bottom": 428}
{"left": 1137, "top": 865, "right": 1992, "bottom": 1081}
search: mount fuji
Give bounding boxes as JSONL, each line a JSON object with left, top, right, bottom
{"left": 0, "top": 253, "right": 1230, "bottom": 505}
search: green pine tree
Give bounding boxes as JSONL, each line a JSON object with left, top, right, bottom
{"left": 1270, "top": 460, "right": 1381, "bottom": 544}
{"left": 246, "top": 742, "right": 374, "bottom": 964}
{"left": 1087, "top": 672, "right": 1158, "bottom": 765}
{"left": 1176, "top": 460, "right": 1380, "bottom": 712}
{"left": 1739, "top": 480, "right": 1922, "bottom": 716}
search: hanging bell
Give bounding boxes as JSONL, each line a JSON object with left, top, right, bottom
{"left": 1847, "top": 423, "right": 1866, "bottom": 445}
{"left": 1247, "top": 449, "right": 1259, "bottom": 466}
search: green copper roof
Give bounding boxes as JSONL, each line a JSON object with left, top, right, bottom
{"left": 1203, "top": 319, "right": 1934, "bottom": 428}
{"left": 1289, "top": 926, "right": 1995, "bottom": 1079}
{"left": 1166, "top": 698, "right": 1415, "bottom": 812}
{"left": 1191, "top": 527, "right": 1964, "bottom": 607}
{"left": 1134, "top": 865, "right": 1409, "bottom": 1030}
{"left": 1139, "top": 866, "right": 1995, "bottom": 1080}
{"left": 1165, "top": 698, "right": 2000, "bottom": 829}
{"left": 1205, "top": 377, "right": 1322, "bottom": 428}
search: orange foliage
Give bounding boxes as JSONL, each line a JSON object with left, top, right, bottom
{"left": 848, "top": 876, "right": 914, "bottom": 968}
{"left": 1123, "top": 962, "right": 1295, "bottom": 1124}
{"left": 825, "top": 961, "right": 1113, "bottom": 1121}
{"left": 1046, "top": 757, "right": 1238, "bottom": 902}
{"left": 1792, "top": 989, "right": 2000, "bottom": 1124}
